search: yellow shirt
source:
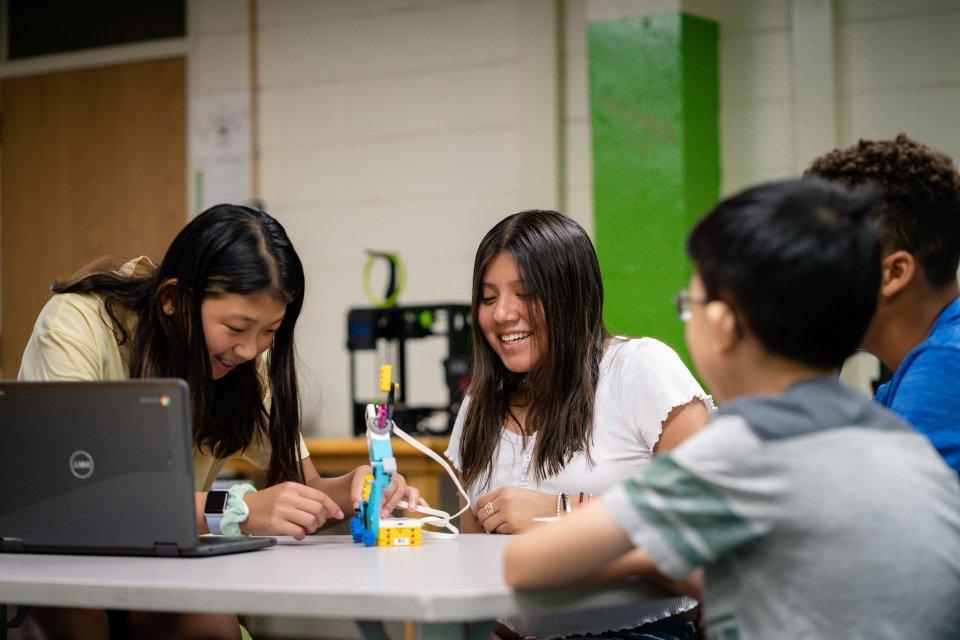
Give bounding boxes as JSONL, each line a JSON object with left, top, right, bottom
{"left": 18, "top": 257, "right": 308, "bottom": 490}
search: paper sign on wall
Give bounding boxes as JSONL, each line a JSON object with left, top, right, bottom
{"left": 189, "top": 92, "right": 252, "bottom": 214}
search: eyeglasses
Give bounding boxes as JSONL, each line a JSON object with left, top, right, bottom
{"left": 674, "top": 289, "right": 708, "bottom": 323}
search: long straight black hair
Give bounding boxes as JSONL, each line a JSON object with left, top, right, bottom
{"left": 52, "top": 204, "right": 306, "bottom": 485}
{"left": 458, "top": 210, "right": 610, "bottom": 491}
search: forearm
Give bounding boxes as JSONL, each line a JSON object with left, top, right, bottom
{"left": 556, "top": 538, "right": 702, "bottom": 599}
{"left": 655, "top": 567, "right": 703, "bottom": 600}
{"left": 581, "top": 548, "right": 660, "bottom": 585}
{"left": 504, "top": 498, "right": 633, "bottom": 589}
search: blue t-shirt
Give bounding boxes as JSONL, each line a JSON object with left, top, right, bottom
{"left": 875, "top": 296, "right": 960, "bottom": 473}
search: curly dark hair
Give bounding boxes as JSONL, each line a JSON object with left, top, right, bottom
{"left": 805, "top": 133, "right": 960, "bottom": 287}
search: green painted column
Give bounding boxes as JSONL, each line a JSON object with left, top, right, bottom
{"left": 589, "top": 13, "right": 719, "bottom": 366}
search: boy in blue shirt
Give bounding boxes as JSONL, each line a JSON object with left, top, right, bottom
{"left": 807, "top": 134, "right": 960, "bottom": 472}
{"left": 504, "top": 179, "right": 960, "bottom": 640}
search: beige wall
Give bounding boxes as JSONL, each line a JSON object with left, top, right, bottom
{"left": 5, "top": 0, "right": 958, "bottom": 434}
{"left": 190, "top": 1, "right": 562, "bottom": 436}
{"left": 189, "top": 0, "right": 960, "bottom": 434}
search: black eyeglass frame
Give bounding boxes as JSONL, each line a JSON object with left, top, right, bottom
{"left": 673, "top": 289, "right": 709, "bottom": 322}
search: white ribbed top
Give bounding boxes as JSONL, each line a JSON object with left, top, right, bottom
{"left": 446, "top": 337, "right": 713, "bottom": 638}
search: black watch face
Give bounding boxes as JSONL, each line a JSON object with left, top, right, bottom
{"left": 204, "top": 490, "right": 229, "bottom": 514}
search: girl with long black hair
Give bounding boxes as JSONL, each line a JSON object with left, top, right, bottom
{"left": 18, "top": 204, "right": 421, "bottom": 640}
{"left": 445, "top": 210, "right": 711, "bottom": 639}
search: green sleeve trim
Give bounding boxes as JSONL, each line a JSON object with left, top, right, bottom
{"left": 624, "top": 454, "right": 757, "bottom": 565}
{"left": 625, "top": 479, "right": 709, "bottom": 567}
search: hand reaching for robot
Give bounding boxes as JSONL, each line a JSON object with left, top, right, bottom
{"left": 240, "top": 482, "right": 343, "bottom": 540}
{"left": 350, "top": 465, "right": 429, "bottom": 518}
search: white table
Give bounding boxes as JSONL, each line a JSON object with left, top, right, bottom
{"left": 0, "top": 534, "right": 665, "bottom": 639}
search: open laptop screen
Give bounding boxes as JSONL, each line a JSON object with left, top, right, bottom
{"left": 0, "top": 379, "right": 272, "bottom": 556}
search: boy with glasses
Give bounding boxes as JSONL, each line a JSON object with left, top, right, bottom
{"left": 503, "top": 179, "right": 960, "bottom": 639}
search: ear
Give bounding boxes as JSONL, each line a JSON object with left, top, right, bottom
{"left": 880, "top": 250, "right": 915, "bottom": 298}
{"left": 705, "top": 300, "right": 740, "bottom": 353}
{"left": 159, "top": 278, "right": 178, "bottom": 316}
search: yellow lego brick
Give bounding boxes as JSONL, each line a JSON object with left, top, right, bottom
{"left": 377, "top": 518, "right": 423, "bottom": 547}
{"left": 361, "top": 473, "right": 374, "bottom": 501}
{"left": 378, "top": 365, "right": 393, "bottom": 393}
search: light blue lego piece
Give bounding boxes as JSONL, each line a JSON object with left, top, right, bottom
{"left": 352, "top": 409, "right": 397, "bottom": 547}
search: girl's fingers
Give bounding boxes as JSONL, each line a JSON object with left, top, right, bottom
{"left": 482, "top": 510, "right": 507, "bottom": 533}
{"left": 473, "top": 488, "right": 500, "bottom": 518}
{"left": 350, "top": 466, "right": 371, "bottom": 508}
{"left": 404, "top": 487, "right": 422, "bottom": 513}
{"left": 477, "top": 497, "right": 498, "bottom": 527}
{"left": 285, "top": 506, "right": 323, "bottom": 534}
{"left": 279, "top": 522, "right": 309, "bottom": 541}
{"left": 382, "top": 475, "right": 408, "bottom": 516}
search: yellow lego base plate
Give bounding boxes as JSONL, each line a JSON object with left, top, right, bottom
{"left": 377, "top": 518, "right": 423, "bottom": 547}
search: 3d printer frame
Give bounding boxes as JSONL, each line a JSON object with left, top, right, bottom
{"left": 346, "top": 303, "right": 471, "bottom": 436}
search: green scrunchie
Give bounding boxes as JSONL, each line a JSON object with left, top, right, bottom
{"left": 220, "top": 483, "right": 257, "bottom": 537}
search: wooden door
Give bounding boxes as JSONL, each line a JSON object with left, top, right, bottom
{"left": 1, "top": 57, "right": 186, "bottom": 376}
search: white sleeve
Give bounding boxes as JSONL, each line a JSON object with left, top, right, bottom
{"left": 444, "top": 395, "right": 470, "bottom": 472}
{"left": 620, "top": 339, "right": 713, "bottom": 451}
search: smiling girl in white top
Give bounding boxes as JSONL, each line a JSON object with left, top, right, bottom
{"left": 444, "top": 210, "right": 712, "bottom": 639}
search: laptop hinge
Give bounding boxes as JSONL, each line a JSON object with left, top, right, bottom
{"left": 153, "top": 542, "right": 181, "bottom": 557}
{"left": 1, "top": 537, "right": 25, "bottom": 553}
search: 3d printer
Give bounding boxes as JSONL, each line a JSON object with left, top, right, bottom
{"left": 346, "top": 303, "right": 471, "bottom": 436}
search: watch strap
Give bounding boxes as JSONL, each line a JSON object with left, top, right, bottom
{"left": 205, "top": 513, "right": 224, "bottom": 535}
{"left": 204, "top": 490, "right": 229, "bottom": 535}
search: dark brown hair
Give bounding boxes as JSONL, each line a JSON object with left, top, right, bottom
{"left": 52, "top": 204, "right": 306, "bottom": 486}
{"left": 458, "top": 210, "right": 610, "bottom": 491}
{"left": 805, "top": 133, "right": 960, "bottom": 288}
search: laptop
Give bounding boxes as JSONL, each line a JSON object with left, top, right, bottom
{"left": 0, "top": 379, "right": 275, "bottom": 557}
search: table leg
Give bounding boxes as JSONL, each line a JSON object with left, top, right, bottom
{"left": 1, "top": 605, "right": 29, "bottom": 639}
{"left": 357, "top": 620, "right": 495, "bottom": 640}
{"left": 356, "top": 620, "right": 392, "bottom": 640}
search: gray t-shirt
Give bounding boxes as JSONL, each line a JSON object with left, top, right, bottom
{"left": 605, "top": 376, "right": 960, "bottom": 640}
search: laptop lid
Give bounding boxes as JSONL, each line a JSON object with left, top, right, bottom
{"left": 0, "top": 379, "right": 239, "bottom": 555}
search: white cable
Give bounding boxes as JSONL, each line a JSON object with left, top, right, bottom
{"left": 391, "top": 421, "right": 472, "bottom": 540}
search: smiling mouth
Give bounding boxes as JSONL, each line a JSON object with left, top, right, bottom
{"left": 216, "top": 356, "right": 238, "bottom": 368}
{"left": 499, "top": 332, "right": 531, "bottom": 344}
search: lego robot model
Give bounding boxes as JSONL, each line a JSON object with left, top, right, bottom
{"left": 350, "top": 365, "right": 423, "bottom": 547}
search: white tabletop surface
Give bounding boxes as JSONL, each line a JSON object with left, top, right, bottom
{"left": 0, "top": 534, "right": 665, "bottom": 622}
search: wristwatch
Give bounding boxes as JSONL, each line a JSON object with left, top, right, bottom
{"left": 204, "top": 490, "right": 230, "bottom": 535}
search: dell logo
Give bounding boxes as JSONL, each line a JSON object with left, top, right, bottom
{"left": 69, "top": 450, "right": 95, "bottom": 480}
